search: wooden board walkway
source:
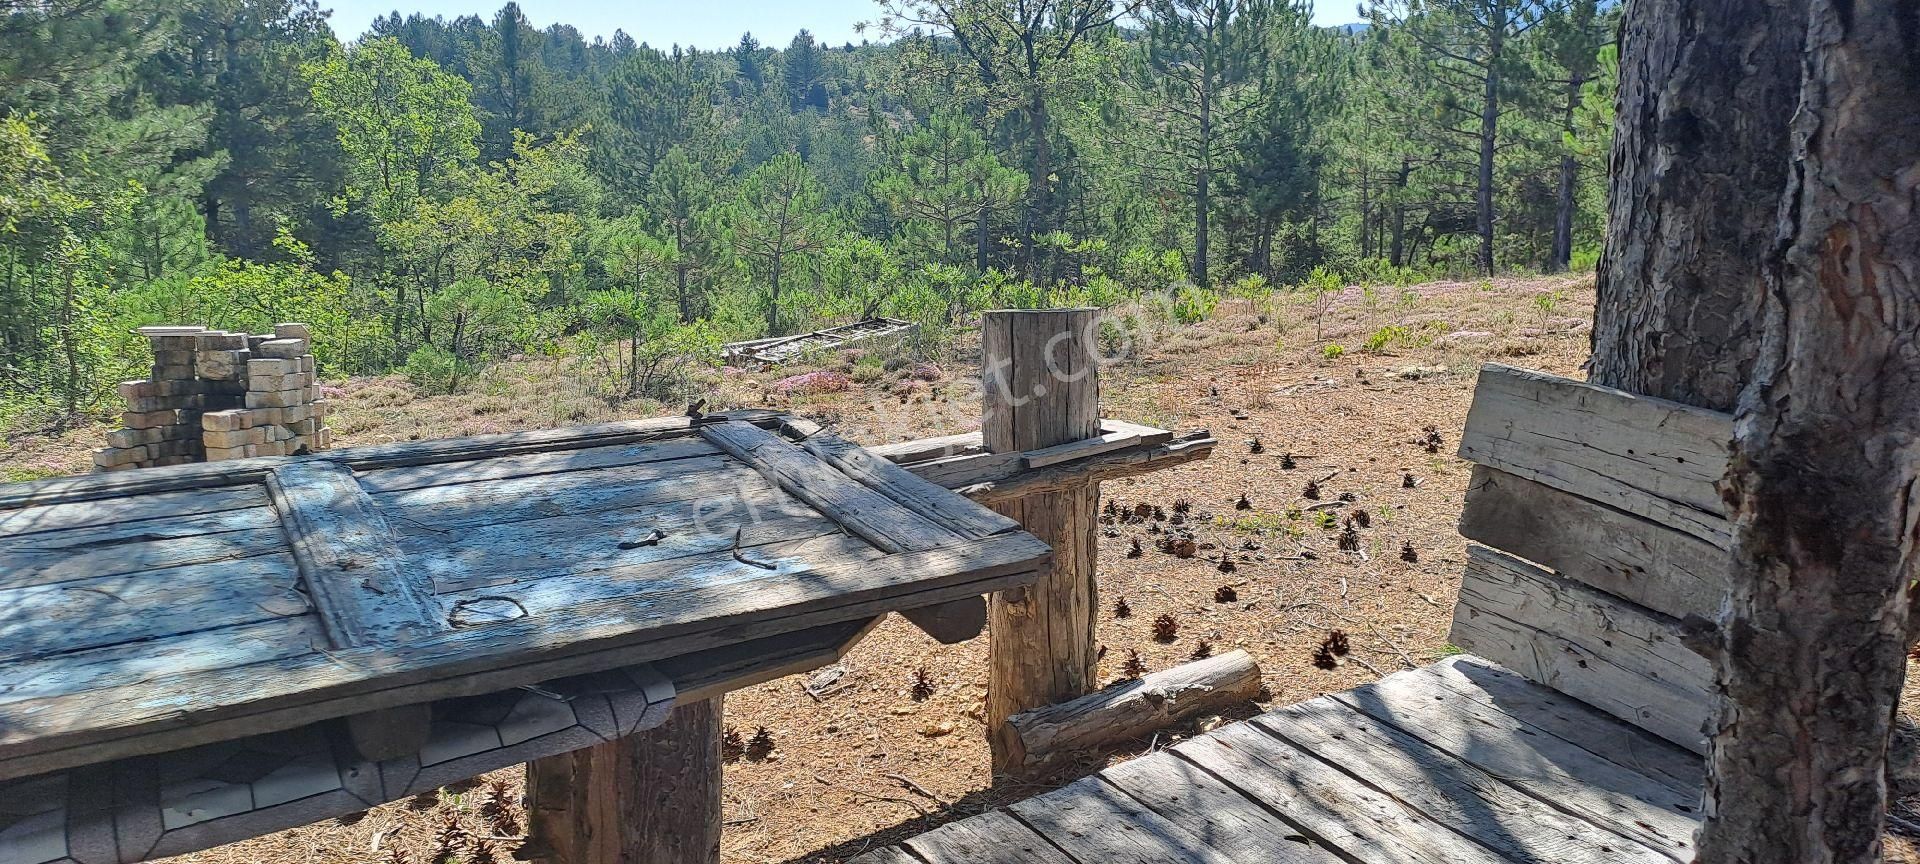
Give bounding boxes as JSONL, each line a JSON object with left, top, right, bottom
{"left": 854, "top": 655, "right": 1705, "bottom": 864}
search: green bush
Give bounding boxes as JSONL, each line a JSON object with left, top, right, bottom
{"left": 403, "top": 345, "right": 472, "bottom": 395}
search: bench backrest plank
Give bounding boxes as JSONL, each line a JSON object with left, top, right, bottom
{"left": 1451, "top": 364, "right": 1731, "bottom": 754}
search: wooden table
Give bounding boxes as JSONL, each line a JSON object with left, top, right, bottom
{"left": 0, "top": 411, "right": 1049, "bottom": 864}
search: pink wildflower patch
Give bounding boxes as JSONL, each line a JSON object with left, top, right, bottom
{"left": 907, "top": 363, "right": 943, "bottom": 382}
{"left": 773, "top": 370, "right": 853, "bottom": 395}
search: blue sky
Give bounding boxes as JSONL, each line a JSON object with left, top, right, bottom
{"left": 320, "top": 0, "right": 1364, "bottom": 50}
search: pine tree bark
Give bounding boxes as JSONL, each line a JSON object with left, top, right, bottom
{"left": 1699, "top": 2, "right": 1920, "bottom": 860}
{"left": 1587, "top": 0, "right": 1807, "bottom": 409}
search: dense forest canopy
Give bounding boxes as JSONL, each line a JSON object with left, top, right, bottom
{"left": 0, "top": 0, "right": 1617, "bottom": 429}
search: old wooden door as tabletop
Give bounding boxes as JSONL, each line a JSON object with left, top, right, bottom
{"left": 0, "top": 412, "right": 1051, "bottom": 784}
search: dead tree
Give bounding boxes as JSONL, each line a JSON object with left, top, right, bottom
{"left": 1597, "top": 0, "right": 1920, "bottom": 859}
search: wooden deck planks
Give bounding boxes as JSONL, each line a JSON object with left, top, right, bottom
{"left": 1005, "top": 775, "right": 1239, "bottom": 864}
{"left": 900, "top": 810, "right": 1075, "bottom": 864}
{"left": 1422, "top": 657, "right": 1705, "bottom": 791}
{"left": 1251, "top": 697, "right": 1681, "bottom": 864}
{"left": 1097, "top": 751, "right": 1343, "bottom": 863}
{"left": 1333, "top": 665, "right": 1702, "bottom": 856}
{"left": 701, "top": 421, "right": 965, "bottom": 553}
{"left": 1175, "top": 722, "right": 1511, "bottom": 864}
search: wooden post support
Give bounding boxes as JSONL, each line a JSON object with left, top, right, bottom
{"left": 522, "top": 698, "right": 723, "bottom": 864}
{"left": 979, "top": 309, "right": 1102, "bottom": 775}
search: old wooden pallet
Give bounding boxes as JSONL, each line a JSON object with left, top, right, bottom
{"left": 722, "top": 317, "right": 918, "bottom": 366}
{"left": 853, "top": 657, "right": 1704, "bottom": 864}
{"left": 0, "top": 412, "right": 1050, "bottom": 785}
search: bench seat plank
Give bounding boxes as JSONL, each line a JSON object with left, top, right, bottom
{"left": 1253, "top": 698, "right": 1682, "bottom": 864}
{"left": 1333, "top": 660, "right": 1702, "bottom": 856}
{"left": 1099, "top": 752, "right": 1343, "bottom": 863}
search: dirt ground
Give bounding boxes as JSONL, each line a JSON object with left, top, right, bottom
{"left": 14, "top": 275, "right": 1913, "bottom": 863}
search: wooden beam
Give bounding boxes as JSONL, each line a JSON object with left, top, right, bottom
{"left": 266, "top": 460, "right": 444, "bottom": 760}
{"left": 525, "top": 698, "right": 723, "bottom": 864}
{"left": 898, "top": 596, "right": 988, "bottom": 644}
{"left": 980, "top": 308, "right": 1102, "bottom": 776}
{"left": 994, "top": 650, "right": 1262, "bottom": 768}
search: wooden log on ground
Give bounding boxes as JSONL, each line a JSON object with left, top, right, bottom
{"left": 994, "top": 650, "right": 1262, "bottom": 768}
{"left": 524, "top": 698, "right": 723, "bottom": 864}
{"left": 980, "top": 308, "right": 1102, "bottom": 775}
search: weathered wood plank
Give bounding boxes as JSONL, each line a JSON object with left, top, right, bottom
{"left": 0, "top": 615, "right": 325, "bottom": 707}
{"left": 898, "top": 596, "right": 988, "bottom": 644}
{"left": 1460, "top": 465, "right": 1728, "bottom": 621}
{"left": 656, "top": 618, "right": 879, "bottom": 704}
{"left": 1451, "top": 545, "right": 1711, "bottom": 752}
{"left": 1097, "top": 419, "right": 1174, "bottom": 448}
{"left": 848, "top": 847, "right": 924, "bottom": 864}
{"left": 1006, "top": 775, "right": 1238, "bottom": 864}
{"left": 266, "top": 461, "right": 443, "bottom": 648}
{"left": 1098, "top": 752, "right": 1344, "bottom": 863}
{"left": 867, "top": 431, "right": 984, "bottom": 464}
{"left": 1421, "top": 656, "right": 1705, "bottom": 794}
{"left": 356, "top": 437, "right": 718, "bottom": 494}
{"left": 0, "top": 553, "right": 310, "bottom": 662}
{"left": 781, "top": 421, "right": 1020, "bottom": 539}
{"left": 1252, "top": 698, "right": 1681, "bottom": 864}
{"left": 397, "top": 490, "right": 825, "bottom": 593}
{"left": 436, "top": 530, "right": 879, "bottom": 620}
{"left": 1176, "top": 721, "right": 1510, "bottom": 864}
{"left": 1020, "top": 430, "right": 1140, "bottom": 469}
{"left": 1457, "top": 364, "right": 1732, "bottom": 545}
{"left": 1332, "top": 665, "right": 1702, "bottom": 855}
{"left": 0, "top": 486, "right": 268, "bottom": 538}
{"left": 947, "top": 433, "right": 1215, "bottom": 505}
{"left": 901, "top": 810, "right": 1075, "bottom": 864}
{"left": 0, "top": 414, "right": 770, "bottom": 510}
{"left": 700, "top": 421, "right": 965, "bottom": 553}
{"left": 372, "top": 455, "right": 762, "bottom": 530}
{"left": 0, "top": 532, "right": 1049, "bottom": 781}
{"left": 0, "top": 509, "right": 282, "bottom": 590}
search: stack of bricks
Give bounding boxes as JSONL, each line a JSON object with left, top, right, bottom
{"left": 90, "top": 322, "right": 333, "bottom": 471}
{"left": 200, "top": 323, "right": 332, "bottom": 461}
{"left": 92, "top": 326, "right": 220, "bottom": 471}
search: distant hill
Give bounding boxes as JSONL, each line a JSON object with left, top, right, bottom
{"left": 1331, "top": 22, "right": 1370, "bottom": 35}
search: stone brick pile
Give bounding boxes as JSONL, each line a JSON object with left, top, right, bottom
{"left": 92, "top": 323, "right": 333, "bottom": 472}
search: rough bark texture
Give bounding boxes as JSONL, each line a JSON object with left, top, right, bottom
{"left": 1588, "top": 0, "right": 1807, "bottom": 409}
{"left": 980, "top": 309, "right": 1101, "bottom": 776}
{"left": 994, "top": 650, "right": 1261, "bottom": 767}
{"left": 524, "top": 698, "right": 724, "bottom": 864}
{"left": 1701, "top": 2, "right": 1920, "bottom": 861}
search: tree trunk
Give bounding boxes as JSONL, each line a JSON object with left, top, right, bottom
{"left": 1588, "top": 0, "right": 1806, "bottom": 410}
{"left": 1021, "top": 90, "right": 1052, "bottom": 283}
{"left": 1700, "top": 2, "right": 1920, "bottom": 861}
{"left": 1475, "top": 38, "right": 1500, "bottom": 277}
{"left": 1548, "top": 75, "right": 1584, "bottom": 274}
{"left": 976, "top": 200, "right": 991, "bottom": 274}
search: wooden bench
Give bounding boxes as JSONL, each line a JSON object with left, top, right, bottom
{"left": 853, "top": 363, "right": 1727, "bottom": 863}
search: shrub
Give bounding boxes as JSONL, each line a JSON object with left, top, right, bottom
{"left": 403, "top": 345, "right": 472, "bottom": 395}
{"left": 1321, "top": 343, "right": 1346, "bottom": 360}
{"left": 772, "top": 370, "right": 853, "bottom": 395}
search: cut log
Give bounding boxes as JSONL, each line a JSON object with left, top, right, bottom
{"left": 994, "top": 650, "right": 1262, "bottom": 767}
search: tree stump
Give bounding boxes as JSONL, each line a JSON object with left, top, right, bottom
{"left": 979, "top": 309, "right": 1102, "bottom": 775}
